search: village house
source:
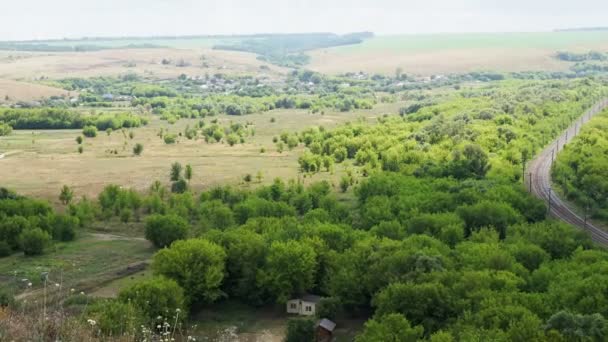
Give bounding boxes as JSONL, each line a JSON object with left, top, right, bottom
{"left": 286, "top": 294, "right": 322, "bottom": 316}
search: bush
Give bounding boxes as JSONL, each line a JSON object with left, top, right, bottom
{"left": 164, "top": 134, "right": 177, "bottom": 144}
{"left": 144, "top": 214, "right": 190, "bottom": 248}
{"left": 82, "top": 125, "right": 98, "bottom": 138}
{"left": 171, "top": 179, "right": 188, "bottom": 194}
{"left": 316, "top": 297, "right": 341, "bottom": 320}
{"left": 78, "top": 146, "right": 84, "bottom": 154}
{"left": 75, "top": 136, "right": 83, "bottom": 144}
{"left": 86, "top": 300, "right": 142, "bottom": 336}
{"left": 20, "top": 228, "right": 51, "bottom": 256}
{"left": 118, "top": 277, "right": 187, "bottom": 321}
{"left": 285, "top": 318, "right": 315, "bottom": 342}
{"left": 51, "top": 214, "right": 79, "bottom": 241}
{"left": 0, "top": 241, "right": 12, "bottom": 257}
{"left": 133, "top": 143, "right": 144, "bottom": 156}
{"left": 0, "top": 288, "right": 14, "bottom": 307}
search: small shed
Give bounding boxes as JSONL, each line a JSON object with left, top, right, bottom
{"left": 316, "top": 318, "right": 336, "bottom": 342}
{"left": 286, "top": 294, "right": 322, "bottom": 316}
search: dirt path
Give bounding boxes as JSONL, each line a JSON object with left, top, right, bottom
{"left": 527, "top": 98, "right": 608, "bottom": 246}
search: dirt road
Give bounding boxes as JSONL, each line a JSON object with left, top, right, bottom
{"left": 527, "top": 98, "right": 608, "bottom": 246}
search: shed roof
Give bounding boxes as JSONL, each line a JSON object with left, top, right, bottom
{"left": 318, "top": 318, "right": 336, "bottom": 332}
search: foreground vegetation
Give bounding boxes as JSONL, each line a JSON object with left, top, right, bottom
{"left": 2, "top": 75, "right": 608, "bottom": 341}
{"left": 553, "top": 109, "right": 608, "bottom": 222}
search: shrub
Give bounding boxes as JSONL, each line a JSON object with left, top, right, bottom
{"left": 144, "top": 214, "right": 189, "bottom": 248}
{"left": 118, "top": 277, "right": 187, "bottom": 321}
{"left": 78, "top": 146, "right": 84, "bottom": 154}
{"left": 20, "top": 228, "right": 51, "bottom": 256}
{"left": 75, "top": 136, "right": 83, "bottom": 144}
{"left": 226, "top": 134, "right": 239, "bottom": 146}
{"left": 86, "top": 300, "right": 142, "bottom": 336}
{"left": 316, "top": 297, "right": 341, "bottom": 320}
{"left": 82, "top": 125, "right": 97, "bottom": 138}
{"left": 171, "top": 179, "right": 188, "bottom": 194}
{"left": 164, "top": 134, "right": 177, "bottom": 144}
{"left": 0, "top": 241, "right": 12, "bottom": 257}
{"left": 133, "top": 143, "right": 144, "bottom": 156}
{"left": 340, "top": 176, "right": 351, "bottom": 192}
{"left": 51, "top": 214, "right": 79, "bottom": 241}
{"left": 0, "top": 287, "right": 14, "bottom": 307}
{"left": 285, "top": 318, "right": 315, "bottom": 342}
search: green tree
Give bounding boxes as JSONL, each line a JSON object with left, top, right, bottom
{"left": 144, "top": 214, "right": 190, "bottom": 248}
{"left": 118, "top": 277, "right": 187, "bottom": 322}
{"left": 152, "top": 239, "right": 226, "bottom": 303}
{"left": 356, "top": 313, "right": 424, "bottom": 342}
{"left": 59, "top": 185, "right": 74, "bottom": 205}
{"left": 258, "top": 240, "right": 317, "bottom": 303}
{"left": 170, "top": 162, "right": 182, "bottom": 181}
{"left": 285, "top": 318, "right": 315, "bottom": 342}
{"left": 185, "top": 164, "right": 193, "bottom": 181}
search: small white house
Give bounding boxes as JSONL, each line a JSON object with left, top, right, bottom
{"left": 286, "top": 294, "right": 322, "bottom": 316}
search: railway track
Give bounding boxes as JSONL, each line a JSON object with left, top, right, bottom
{"left": 527, "top": 97, "right": 608, "bottom": 246}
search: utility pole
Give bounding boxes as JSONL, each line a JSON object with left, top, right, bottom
{"left": 584, "top": 204, "right": 589, "bottom": 229}
{"left": 547, "top": 187, "right": 552, "bottom": 214}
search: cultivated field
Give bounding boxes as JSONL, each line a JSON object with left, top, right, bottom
{"left": 0, "top": 79, "right": 75, "bottom": 101}
{"left": 309, "top": 31, "right": 608, "bottom": 74}
{"left": 0, "top": 47, "right": 284, "bottom": 84}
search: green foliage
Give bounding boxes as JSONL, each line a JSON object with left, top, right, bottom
{"left": 553, "top": 111, "right": 608, "bottom": 221}
{"left": 316, "top": 297, "right": 342, "bottom": 320}
{"left": 144, "top": 214, "right": 190, "bottom": 248}
{"left": 118, "top": 277, "right": 187, "bottom": 322}
{"left": 0, "top": 123, "right": 12, "bottom": 136}
{"left": 356, "top": 313, "right": 424, "bottom": 342}
{"left": 258, "top": 240, "right": 317, "bottom": 303}
{"left": 86, "top": 300, "right": 143, "bottom": 336}
{"left": 285, "top": 318, "right": 315, "bottom": 342}
{"left": 82, "top": 125, "right": 98, "bottom": 137}
{"left": 59, "top": 185, "right": 74, "bottom": 205}
{"left": 19, "top": 228, "right": 51, "bottom": 256}
{"left": 133, "top": 143, "right": 144, "bottom": 156}
{"left": 152, "top": 239, "right": 226, "bottom": 303}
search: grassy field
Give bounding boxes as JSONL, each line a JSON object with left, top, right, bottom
{"left": 309, "top": 31, "right": 608, "bottom": 75}
{"left": 0, "top": 103, "right": 397, "bottom": 202}
{"left": 0, "top": 233, "right": 154, "bottom": 296}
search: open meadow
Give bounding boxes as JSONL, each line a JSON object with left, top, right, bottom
{"left": 0, "top": 103, "right": 400, "bottom": 202}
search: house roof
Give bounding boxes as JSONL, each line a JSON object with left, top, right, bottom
{"left": 318, "top": 319, "right": 336, "bottom": 332}
{"left": 301, "top": 294, "right": 322, "bottom": 303}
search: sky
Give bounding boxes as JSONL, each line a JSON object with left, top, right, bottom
{"left": 1, "top": 0, "right": 608, "bottom": 41}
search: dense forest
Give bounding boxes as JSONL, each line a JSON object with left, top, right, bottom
{"left": 553, "top": 110, "right": 608, "bottom": 221}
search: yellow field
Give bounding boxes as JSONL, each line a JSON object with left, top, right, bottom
{"left": 0, "top": 48, "right": 285, "bottom": 80}
{"left": 308, "top": 32, "right": 608, "bottom": 75}
{"left": 0, "top": 79, "right": 75, "bottom": 101}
